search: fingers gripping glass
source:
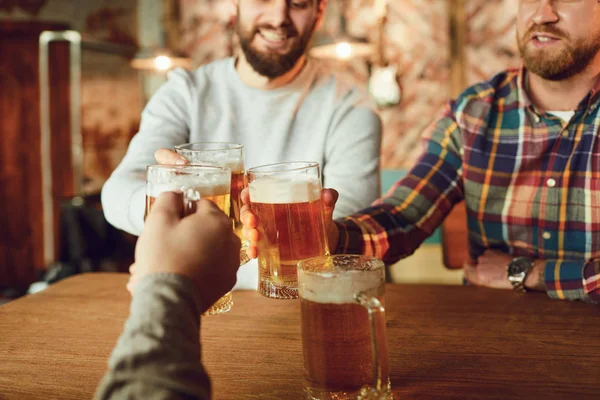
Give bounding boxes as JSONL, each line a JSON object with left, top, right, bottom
{"left": 145, "top": 164, "right": 234, "bottom": 315}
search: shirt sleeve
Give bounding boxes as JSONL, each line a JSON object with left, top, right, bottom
{"left": 335, "top": 102, "right": 465, "bottom": 264}
{"left": 94, "top": 273, "right": 211, "bottom": 400}
{"left": 101, "top": 69, "right": 195, "bottom": 236}
{"left": 323, "top": 90, "right": 382, "bottom": 218}
{"left": 544, "top": 260, "right": 600, "bottom": 304}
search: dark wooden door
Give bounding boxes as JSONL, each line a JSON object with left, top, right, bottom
{"left": 0, "top": 21, "right": 72, "bottom": 290}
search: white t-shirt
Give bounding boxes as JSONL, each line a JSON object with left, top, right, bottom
{"left": 101, "top": 57, "right": 382, "bottom": 236}
{"left": 547, "top": 110, "right": 575, "bottom": 123}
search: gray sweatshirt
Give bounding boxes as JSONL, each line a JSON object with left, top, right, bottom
{"left": 94, "top": 274, "right": 210, "bottom": 399}
{"left": 101, "top": 57, "right": 382, "bottom": 236}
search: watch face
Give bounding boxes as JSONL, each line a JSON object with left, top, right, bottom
{"left": 508, "top": 257, "right": 532, "bottom": 277}
{"left": 508, "top": 263, "right": 523, "bottom": 276}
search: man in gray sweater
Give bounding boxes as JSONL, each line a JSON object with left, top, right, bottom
{"left": 95, "top": 192, "right": 240, "bottom": 399}
{"left": 101, "top": 0, "right": 382, "bottom": 237}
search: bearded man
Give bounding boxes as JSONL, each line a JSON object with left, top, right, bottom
{"left": 102, "top": 0, "right": 382, "bottom": 237}
{"left": 240, "top": 0, "right": 600, "bottom": 303}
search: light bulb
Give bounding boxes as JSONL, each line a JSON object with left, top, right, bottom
{"left": 335, "top": 42, "right": 352, "bottom": 60}
{"left": 154, "top": 55, "right": 173, "bottom": 71}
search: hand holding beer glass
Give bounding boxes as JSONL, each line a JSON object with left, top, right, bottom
{"left": 298, "top": 255, "right": 392, "bottom": 400}
{"left": 247, "top": 162, "right": 329, "bottom": 299}
{"left": 136, "top": 192, "right": 241, "bottom": 313}
{"left": 240, "top": 187, "right": 340, "bottom": 264}
{"left": 174, "top": 143, "right": 250, "bottom": 266}
{"left": 145, "top": 164, "right": 234, "bottom": 315}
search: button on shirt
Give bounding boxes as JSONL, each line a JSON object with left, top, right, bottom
{"left": 335, "top": 68, "right": 600, "bottom": 303}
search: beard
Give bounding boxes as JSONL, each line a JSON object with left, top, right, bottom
{"left": 518, "top": 25, "right": 600, "bottom": 81}
{"left": 237, "top": 20, "right": 315, "bottom": 79}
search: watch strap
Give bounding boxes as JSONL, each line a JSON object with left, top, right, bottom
{"left": 511, "top": 279, "right": 527, "bottom": 293}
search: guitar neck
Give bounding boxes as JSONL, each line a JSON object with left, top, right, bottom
{"left": 374, "top": 16, "right": 386, "bottom": 67}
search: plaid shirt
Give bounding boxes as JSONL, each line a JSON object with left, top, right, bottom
{"left": 336, "top": 68, "right": 600, "bottom": 303}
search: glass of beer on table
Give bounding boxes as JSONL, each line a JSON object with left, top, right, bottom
{"left": 298, "top": 255, "right": 392, "bottom": 400}
{"left": 174, "top": 142, "right": 250, "bottom": 266}
{"left": 145, "top": 164, "right": 233, "bottom": 315}
{"left": 247, "top": 162, "right": 329, "bottom": 299}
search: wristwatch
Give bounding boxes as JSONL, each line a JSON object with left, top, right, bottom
{"left": 507, "top": 257, "right": 534, "bottom": 293}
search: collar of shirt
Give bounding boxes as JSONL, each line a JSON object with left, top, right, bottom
{"left": 518, "top": 67, "right": 600, "bottom": 117}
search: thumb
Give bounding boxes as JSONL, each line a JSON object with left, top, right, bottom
{"left": 155, "top": 148, "right": 187, "bottom": 165}
{"left": 240, "top": 187, "right": 250, "bottom": 206}
{"left": 321, "top": 188, "right": 339, "bottom": 221}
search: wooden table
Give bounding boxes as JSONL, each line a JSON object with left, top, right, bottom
{"left": 0, "top": 273, "right": 598, "bottom": 399}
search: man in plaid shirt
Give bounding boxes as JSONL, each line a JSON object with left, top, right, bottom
{"left": 244, "top": 0, "right": 600, "bottom": 303}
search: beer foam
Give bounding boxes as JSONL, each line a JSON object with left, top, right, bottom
{"left": 191, "top": 159, "right": 243, "bottom": 172}
{"left": 249, "top": 176, "right": 321, "bottom": 204}
{"left": 298, "top": 269, "right": 385, "bottom": 304}
{"left": 180, "top": 151, "right": 243, "bottom": 172}
{"left": 147, "top": 182, "right": 229, "bottom": 198}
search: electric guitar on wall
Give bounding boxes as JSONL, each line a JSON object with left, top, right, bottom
{"left": 369, "top": 0, "right": 401, "bottom": 107}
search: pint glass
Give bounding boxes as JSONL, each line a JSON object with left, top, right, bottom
{"left": 145, "top": 164, "right": 233, "bottom": 315}
{"left": 247, "top": 162, "right": 329, "bottom": 299}
{"left": 298, "top": 255, "right": 392, "bottom": 400}
{"left": 175, "top": 142, "right": 250, "bottom": 265}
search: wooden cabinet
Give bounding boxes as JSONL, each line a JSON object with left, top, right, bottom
{"left": 0, "top": 21, "right": 73, "bottom": 290}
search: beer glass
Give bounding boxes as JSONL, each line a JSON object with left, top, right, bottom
{"left": 174, "top": 142, "right": 250, "bottom": 266}
{"left": 247, "top": 162, "right": 329, "bottom": 299}
{"left": 145, "top": 164, "right": 233, "bottom": 315}
{"left": 298, "top": 255, "right": 392, "bottom": 400}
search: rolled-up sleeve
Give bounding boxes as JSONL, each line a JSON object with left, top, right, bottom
{"left": 545, "top": 260, "right": 600, "bottom": 304}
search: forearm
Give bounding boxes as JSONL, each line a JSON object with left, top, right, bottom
{"left": 334, "top": 167, "right": 464, "bottom": 265}
{"left": 102, "top": 70, "right": 192, "bottom": 235}
{"left": 334, "top": 102, "right": 464, "bottom": 264}
{"left": 94, "top": 274, "right": 210, "bottom": 400}
{"left": 334, "top": 201, "right": 443, "bottom": 264}
{"left": 101, "top": 172, "right": 146, "bottom": 236}
{"left": 102, "top": 126, "right": 185, "bottom": 236}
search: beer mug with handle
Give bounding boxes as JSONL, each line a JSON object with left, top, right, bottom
{"left": 298, "top": 255, "right": 392, "bottom": 400}
{"left": 146, "top": 164, "right": 233, "bottom": 315}
{"left": 174, "top": 142, "right": 250, "bottom": 266}
{"left": 247, "top": 162, "right": 329, "bottom": 299}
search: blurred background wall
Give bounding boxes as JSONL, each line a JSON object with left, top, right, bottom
{"left": 0, "top": 0, "right": 522, "bottom": 173}
{"left": 177, "top": 0, "right": 521, "bottom": 169}
{"left": 0, "top": 1, "right": 142, "bottom": 288}
{"left": 0, "top": 0, "right": 141, "bottom": 195}
{"left": 0, "top": 0, "right": 522, "bottom": 290}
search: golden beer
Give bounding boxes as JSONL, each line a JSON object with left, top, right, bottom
{"left": 145, "top": 164, "right": 233, "bottom": 315}
{"left": 298, "top": 255, "right": 391, "bottom": 400}
{"left": 175, "top": 143, "right": 250, "bottom": 265}
{"left": 248, "top": 164, "right": 329, "bottom": 299}
{"left": 145, "top": 191, "right": 231, "bottom": 221}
